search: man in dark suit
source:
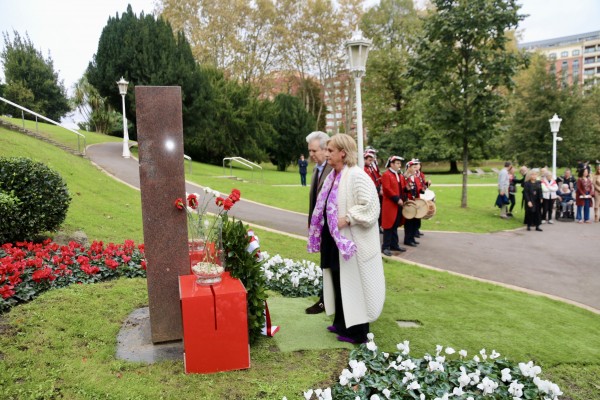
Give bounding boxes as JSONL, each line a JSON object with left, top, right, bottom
{"left": 305, "top": 130, "right": 332, "bottom": 314}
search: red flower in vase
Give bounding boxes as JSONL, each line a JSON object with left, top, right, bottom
{"left": 229, "top": 189, "right": 241, "bottom": 203}
{"left": 187, "top": 193, "right": 199, "bottom": 209}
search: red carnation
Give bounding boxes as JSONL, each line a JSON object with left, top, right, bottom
{"left": 222, "top": 198, "right": 234, "bottom": 211}
{"left": 215, "top": 197, "right": 225, "bottom": 207}
{"left": 174, "top": 198, "right": 185, "bottom": 210}
{"left": 229, "top": 189, "right": 241, "bottom": 203}
{"left": 187, "top": 193, "right": 199, "bottom": 209}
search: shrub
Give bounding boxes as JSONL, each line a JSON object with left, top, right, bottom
{"left": 0, "top": 157, "right": 71, "bottom": 243}
{"left": 222, "top": 215, "right": 267, "bottom": 344}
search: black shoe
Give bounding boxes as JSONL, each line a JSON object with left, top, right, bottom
{"left": 507, "top": 212, "right": 513, "bottom": 217}
{"left": 527, "top": 226, "right": 531, "bottom": 231}
{"left": 411, "top": 240, "right": 420, "bottom": 245}
{"left": 305, "top": 301, "right": 325, "bottom": 314}
{"left": 391, "top": 246, "right": 407, "bottom": 252}
{"left": 535, "top": 227, "right": 543, "bottom": 232}
{"left": 382, "top": 249, "right": 392, "bottom": 257}
{"left": 417, "top": 231, "right": 424, "bottom": 236}
{"left": 404, "top": 242, "right": 417, "bottom": 247}
{"left": 414, "top": 233, "right": 421, "bottom": 238}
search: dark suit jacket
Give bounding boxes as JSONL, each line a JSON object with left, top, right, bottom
{"left": 308, "top": 163, "right": 333, "bottom": 226}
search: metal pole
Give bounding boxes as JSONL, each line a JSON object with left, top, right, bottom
{"left": 121, "top": 93, "right": 130, "bottom": 158}
{"left": 552, "top": 131, "right": 557, "bottom": 180}
{"left": 355, "top": 74, "right": 364, "bottom": 168}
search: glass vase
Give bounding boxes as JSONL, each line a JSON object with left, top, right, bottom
{"left": 188, "top": 222, "right": 224, "bottom": 285}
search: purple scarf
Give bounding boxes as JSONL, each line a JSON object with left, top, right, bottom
{"left": 307, "top": 167, "right": 357, "bottom": 260}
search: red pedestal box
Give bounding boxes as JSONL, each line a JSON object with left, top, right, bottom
{"left": 179, "top": 273, "right": 250, "bottom": 373}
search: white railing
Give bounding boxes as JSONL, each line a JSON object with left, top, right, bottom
{"left": 223, "top": 156, "right": 263, "bottom": 182}
{"left": 0, "top": 96, "right": 87, "bottom": 155}
{"left": 184, "top": 154, "right": 192, "bottom": 174}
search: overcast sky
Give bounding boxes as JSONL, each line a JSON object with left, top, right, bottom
{"left": 0, "top": 0, "right": 598, "bottom": 103}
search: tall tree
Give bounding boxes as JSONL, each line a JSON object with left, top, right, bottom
{"left": 184, "top": 66, "right": 273, "bottom": 164}
{"left": 157, "top": 0, "right": 282, "bottom": 90}
{"left": 503, "top": 54, "right": 600, "bottom": 168}
{"left": 411, "top": 0, "right": 527, "bottom": 207}
{"left": 267, "top": 93, "right": 316, "bottom": 171}
{"left": 72, "top": 75, "right": 118, "bottom": 133}
{"left": 361, "top": 0, "right": 422, "bottom": 151}
{"left": 86, "top": 5, "right": 207, "bottom": 140}
{"left": 1, "top": 31, "right": 70, "bottom": 121}
{"left": 87, "top": 5, "right": 272, "bottom": 164}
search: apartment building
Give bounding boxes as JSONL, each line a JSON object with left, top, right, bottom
{"left": 322, "top": 70, "right": 355, "bottom": 136}
{"left": 519, "top": 30, "right": 600, "bottom": 87}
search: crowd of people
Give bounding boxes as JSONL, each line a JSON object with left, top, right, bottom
{"left": 363, "top": 150, "right": 432, "bottom": 256}
{"left": 497, "top": 161, "right": 600, "bottom": 230}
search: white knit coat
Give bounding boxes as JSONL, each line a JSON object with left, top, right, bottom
{"left": 322, "top": 166, "right": 386, "bottom": 327}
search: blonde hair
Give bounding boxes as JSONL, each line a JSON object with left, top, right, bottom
{"left": 526, "top": 168, "right": 539, "bottom": 182}
{"left": 327, "top": 134, "right": 358, "bottom": 167}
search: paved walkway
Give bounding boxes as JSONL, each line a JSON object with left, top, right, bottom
{"left": 87, "top": 142, "right": 600, "bottom": 313}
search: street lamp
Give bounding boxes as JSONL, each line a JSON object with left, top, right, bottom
{"left": 117, "top": 77, "right": 131, "bottom": 158}
{"left": 345, "top": 29, "right": 372, "bottom": 168}
{"left": 549, "top": 113, "right": 562, "bottom": 179}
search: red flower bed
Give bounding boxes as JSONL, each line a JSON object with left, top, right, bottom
{"left": 0, "top": 239, "right": 146, "bottom": 313}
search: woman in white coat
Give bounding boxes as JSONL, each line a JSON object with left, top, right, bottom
{"left": 308, "top": 134, "right": 385, "bottom": 344}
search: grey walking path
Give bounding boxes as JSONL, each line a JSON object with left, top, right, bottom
{"left": 87, "top": 142, "right": 600, "bottom": 314}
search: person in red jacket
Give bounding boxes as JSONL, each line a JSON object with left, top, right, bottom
{"left": 381, "top": 156, "right": 407, "bottom": 256}
{"left": 412, "top": 159, "right": 430, "bottom": 238}
{"left": 364, "top": 149, "right": 383, "bottom": 231}
{"left": 404, "top": 160, "right": 422, "bottom": 246}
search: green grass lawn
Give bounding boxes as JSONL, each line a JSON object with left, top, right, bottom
{"left": 1, "top": 125, "right": 599, "bottom": 399}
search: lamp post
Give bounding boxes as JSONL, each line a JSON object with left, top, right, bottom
{"left": 117, "top": 77, "right": 131, "bottom": 158}
{"left": 549, "top": 113, "right": 562, "bottom": 179}
{"left": 345, "top": 30, "right": 372, "bottom": 168}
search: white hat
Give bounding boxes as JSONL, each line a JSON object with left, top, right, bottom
{"left": 385, "top": 155, "right": 404, "bottom": 168}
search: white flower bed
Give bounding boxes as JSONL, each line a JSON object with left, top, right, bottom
{"left": 261, "top": 252, "right": 322, "bottom": 297}
{"left": 302, "top": 335, "right": 562, "bottom": 400}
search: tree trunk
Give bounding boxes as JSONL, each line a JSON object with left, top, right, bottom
{"left": 461, "top": 137, "right": 469, "bottom": 208}
{"left": 449, "top": 160, "right": 459, "bottom": 174}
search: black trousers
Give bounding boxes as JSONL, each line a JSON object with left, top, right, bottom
{"left": 542, "top": 198, "right": 554, "bottom": 221}
{"left": 330, "top": 260, "right": 369, "bottom": 342}
{"left": 508, "top": 194, "right": 516, "bottom": 212}
{"left": 382, "top": 208, "right": 402, "bottom": 250}
{"left": 404, "top": 218, "right": 419, "bottom": 244}
{"left": 321, "top": 210, "right": 368, "bottom": 343}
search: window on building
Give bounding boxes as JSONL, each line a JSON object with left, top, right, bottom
{"left": 584, "top": 46, "right": 596, "bottom": 53}
{"left": 561, "top": 51, "right": 568, "bottom": 57}
{"left": 572, "top": 49, "right": 581, "bottom": 56}
{"left": 561, "top": 61, "right": 568, "bottom": 84}
{"left": 573, "top": 59, "right": 580, "bottom": 78}
{"left": 584, "top": 57, "right": 595, "bottom": 64}
{"left": 548, "top": 53, "right": 557, "bottom": 60}
{"left": 584, "top": 68, "right": 594, "bottom": 76}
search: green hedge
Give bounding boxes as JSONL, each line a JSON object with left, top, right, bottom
{"left": 0, "top": 157, "right": 71, "bottom": 243}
